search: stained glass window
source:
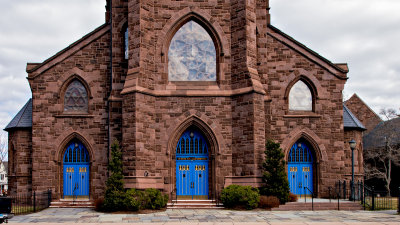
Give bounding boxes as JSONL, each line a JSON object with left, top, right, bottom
{"left": 124, "top": 28, "right": 129, "bottom": 60}
{"left": 64, "top": 80, "right": 88, "bottom": 112}
{"left": 289, "top": 80, "right": 312, "bottom": 111}
{"left": 168, "top": 21, "right": 216, "bottom": 81}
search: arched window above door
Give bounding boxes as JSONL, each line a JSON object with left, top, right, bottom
{"left": 168, "top": 20, "right": 216, "bottom": 81}
{"left": 64, "top": 79, "right": 88, "bottom": 113}
{"left": 289, "top": 80, "right": 313, "bottom": 111}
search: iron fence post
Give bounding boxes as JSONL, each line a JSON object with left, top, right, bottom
{"left": 371, "top": 186, "right": 375, "bottom": 211}
{"left": 398, "top": 187, "right": 400, "bottom": 214}
{"left": 338, "top": 181, "right": 341, "bottom": 199}
{"left": 33, "top": 191, "right": 36, "bottom": 212}
{"left": 343, "top": 180, "right": 346, "bottom": 199}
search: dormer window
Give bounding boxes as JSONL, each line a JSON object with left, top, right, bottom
{"left": 168, "top": 20, "right": 216, "bottom": 81}
{"left": 289, "top": 80, "right": 313, "bottom": 111}
{"left": 64, "top": 80, "right": 88, "bottom": 113}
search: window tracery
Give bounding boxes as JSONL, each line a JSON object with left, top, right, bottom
{"left": 64, "top": 80, "right": 88, "bottom": 112}
{"left": 168, "top": 20, "right": 216, "bottom": 81}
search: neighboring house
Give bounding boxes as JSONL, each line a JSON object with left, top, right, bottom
{"left": 0, "top": 161, "right": 8, "bottom": 195}
{"left": 345, "top": 93, "right": 382, "bottom": 134}
{"left": 5, "top": 0, "right": 365, "bottom": 202}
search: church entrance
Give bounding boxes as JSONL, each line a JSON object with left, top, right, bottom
{"left": 63, "top": 140, "right": 90, "bottom": 199}
{"left": 288, "top": 141, "right": 314, "bottom": 196}
{"left": 176, "top": 128, "right": 209, "bottom": 200}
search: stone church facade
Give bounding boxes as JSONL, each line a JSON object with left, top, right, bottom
{"left": 6, "top": 0, "right": 365, "bottom": 201}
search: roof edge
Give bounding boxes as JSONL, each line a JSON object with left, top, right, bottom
{"left": 268, "top": 24, "right": 349, "bottom": 76}
{"left": 26, "top": 23, "right": 110, "bottom": 74}
{"left": 4, "top": 98, "right": 33, "bottom": 132}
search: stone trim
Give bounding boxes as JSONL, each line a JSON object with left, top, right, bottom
{"left": 267, "top": 25, "right": 348, "bottom": 79}
{"left": 27, "top": 24, "right": 110, "bottom": 77}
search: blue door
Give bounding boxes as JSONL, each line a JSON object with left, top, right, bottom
{"left": 176, "top": 129, "right": 209, "bottom": 199}
{"left": 288, "top": 141, "right": 313, "bottom": 196}
{"left": 63, "top": 141, "right": 90, "bottom": 198}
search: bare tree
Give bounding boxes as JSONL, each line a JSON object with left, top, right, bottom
{"left": 364, "top": 108, "right": 400, "bottom": 196}
{"left": 0, "top": 133, "right": 6, "bottom": 163}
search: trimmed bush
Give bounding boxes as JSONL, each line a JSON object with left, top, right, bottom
{"left": 259, "top": 195, "right": 280, "bottom": 209}
{"left": 221, "top": 185, "right": 260, "bottom": 209}
{"left": 143, "top": 188, "right": 169, "bottom": 210}
{"left": 289, "top": 193, "right": 298, "bottom": 202}
{"left": 124, "top": 189, "right": 143, "bottom": 211}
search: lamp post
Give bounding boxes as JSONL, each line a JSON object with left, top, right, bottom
{"left": 349, "top": 139, "right": 356, "bottom": 201}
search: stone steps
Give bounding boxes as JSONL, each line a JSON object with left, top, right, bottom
{"left": 50, "top": 199, "right": 95, "bottom": 208}
{"left": 167, "top": 200, "right": 224, "bottom": 209}
{"left": 272, "top": 201, "right": 363, "bottom": 211}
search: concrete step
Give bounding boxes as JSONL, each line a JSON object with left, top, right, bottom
{"left": 168, "top": 200, "right": 223, "bottom": 209}
{"left": 272, "top": 201, "right": 363, "bottom": 211}
{"left": 50, "top": 200, "right": 94, "bottom": 208}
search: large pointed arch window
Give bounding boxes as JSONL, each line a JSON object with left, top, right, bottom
{"left": 64, "top": 80, "right": 88, "bottom": 113}
{"left": 289, "top": 80, "right": 313, "bottom": 111}
{"left": 168, "top": 21, "right": 216, "bottom": 81}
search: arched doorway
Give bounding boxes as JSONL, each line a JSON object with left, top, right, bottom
{"left": 176, "top": 128, "right": 209, "bottom": 200}
{"left": 63, "top": 140, "right": 90, "bottom": 199}
{"left": 288, "top": 141, "right": 314, "bottom": 196}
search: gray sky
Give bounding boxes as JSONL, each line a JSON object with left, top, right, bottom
{"left": 0, "top": 0, "right": 399, "bottom": 136}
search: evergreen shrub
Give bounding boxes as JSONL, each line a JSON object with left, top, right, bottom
{"left": 221, "top": 184, "right": 260, "bottom": 209}
{"left": 260, "top": 139, "right": 290, "bottom": 203}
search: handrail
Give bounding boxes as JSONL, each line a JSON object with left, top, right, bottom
{"left": 303, "top": 187, "right": 314, "bottom": 211}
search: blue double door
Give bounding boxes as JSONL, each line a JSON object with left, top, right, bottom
{"left": 63, "top": 141, "right": 90, "bottom": 198}
{"left": 176, "top": 160, "right": 208, "bottom": 199}
{"left": 287, "top": 141, "right": 314, "bottom": 196}
{"left": 176, "top": 129, "right": 209, "bottom": 199}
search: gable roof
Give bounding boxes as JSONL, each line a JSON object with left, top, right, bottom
{"left": 343, "top": 104, "right": 366, "bottom": 130}
{"left": 267, "top": 25, "right": 348, "bottom": 79}
{"left": 4, "top": 99, "right": 32, "bottom": 131}
{"left": 26, "top": 23, "right": 110, "bottom": 77}
{"left": 364, "top": 117, "right": 400, "bottom": 149}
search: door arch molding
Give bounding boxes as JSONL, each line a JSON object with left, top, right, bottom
{"left": 167, "top": 115, "right": 219, "bottom": 200}
{"left": 56, "top": 132, "right": 93, "bottom": 199}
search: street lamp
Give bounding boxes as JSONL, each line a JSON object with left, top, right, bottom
{"left": 349, "top": 139, "right": 356, "bottom": 200}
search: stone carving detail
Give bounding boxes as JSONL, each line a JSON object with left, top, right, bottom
{"left": 168, "top": 21, "right": 216, "bottom": 81}
{"left": 289, "top": 80, "right": 312, "bottom": 111}
{"left": 64, "top": 80, "right": 88, "bottom": 112}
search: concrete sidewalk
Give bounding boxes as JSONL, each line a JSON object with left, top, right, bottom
{"left": 8, "top": 208, "right": 400, "bottom": 224}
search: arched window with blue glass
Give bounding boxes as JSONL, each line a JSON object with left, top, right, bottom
{"left": 176, "top": 128, "right": 209, "bottom": 199}
{"left": 168, "top": 20, "right": 216, "bottom": 81}
{"left": 63, "top": 140, "right": 90, "bottom": 199}
{"left": 287, "top": 140, "right": 315, "bottom": 196}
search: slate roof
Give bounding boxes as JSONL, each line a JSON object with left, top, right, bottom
{"left": 343, "top": 104, "right": 366, "bottom": 130}
{"left": 4, "top": 99, "right": 32, "bottom": 131}
{"left": 363, "top": 117, "right": 400, "bottom": 149}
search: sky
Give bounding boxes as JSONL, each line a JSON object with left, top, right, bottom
{"left": 0, "top": 0, "right": 399, "bottom": 138}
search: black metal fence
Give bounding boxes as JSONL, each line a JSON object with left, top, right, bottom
{"left": 333, "top": 180, "right": 398, "bottom": 211}
{"left": 8, "top": 190, "right": 52, "bottom": 215}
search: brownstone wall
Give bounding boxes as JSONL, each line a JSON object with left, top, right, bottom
{"left": 345, "top": 94, "right": 382, "bottom": 134}
{"left": 26, "top": 28, "right": 111, "bottom": 200}
{"left": 8, "top": 0, "right": 359, "bottom": 200}
{"left": 7, "top": 129, "right": 32, "bottom": 195}
{"left": 265, "top": 27, "right": 348, "bottom": 196}
{"left": 344, "top": 129, "right": 364, "bottom": 182}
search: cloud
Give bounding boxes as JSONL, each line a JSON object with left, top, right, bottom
{"left": 270, "top": 0, "right": 400, "bottom": 113}
{"left": 0, "top": 0, "right": 105, "bottom": 138}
